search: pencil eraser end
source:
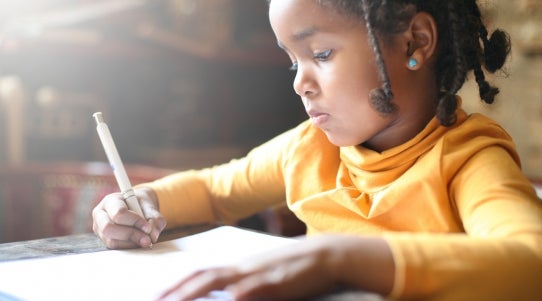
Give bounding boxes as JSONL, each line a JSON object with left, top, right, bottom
{"left": 93, "top": 112, "right": 104, "bottom": 124}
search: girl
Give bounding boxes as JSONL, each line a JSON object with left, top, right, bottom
{"left": 92, "top": 0, "right": 542, "bottom": 300}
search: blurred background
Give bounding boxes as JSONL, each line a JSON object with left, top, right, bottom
{"left": 0, "top": 0, "right": 540, "bottom": 243}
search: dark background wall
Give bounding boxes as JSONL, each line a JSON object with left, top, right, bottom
{"left": 0, "top": 0, "right": 306, "bottom": 169}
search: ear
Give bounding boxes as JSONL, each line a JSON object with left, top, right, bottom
{"left": 403, "top": 12, "right": 438, "bottom": 71}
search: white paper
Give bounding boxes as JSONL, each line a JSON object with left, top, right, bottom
{"left": 0, "top": 226, "right": 295, "bottom": 301}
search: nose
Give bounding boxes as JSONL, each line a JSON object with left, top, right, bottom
{"left": 293, "top": 65, "right": 317, "bottom": 98}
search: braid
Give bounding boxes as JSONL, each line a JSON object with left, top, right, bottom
{"left": 473, "top": 26, "right": 496, "bottom": 103}
{"left": 468, "top": 3, "right": 509, "bottom": 104}
{"left": 435, "top": 1, "right": 470, "bottom": 126}
{"left": 361, "top": 0, "right": 396, "bottom": 115}
{"left": 473, "top": 66, "right": 499, "bottom": 104}
{"left": 469, "top": 3, "right": 511, "bottom": 73}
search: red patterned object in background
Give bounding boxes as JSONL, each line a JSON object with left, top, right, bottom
{"left": 0, "top": 162, "right": 172, "bottom": 243}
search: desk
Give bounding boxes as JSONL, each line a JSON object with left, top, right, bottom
{"left": 0, "top": 226, "right": 387, "bottom": 301}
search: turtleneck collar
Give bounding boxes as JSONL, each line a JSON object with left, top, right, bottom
{"left": 338, "top": 99, "right": 468, "bottom": 190}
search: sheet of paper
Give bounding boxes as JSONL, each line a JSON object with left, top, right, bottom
{"left": 0, "top": 226, "right": 295, "bottom": 301}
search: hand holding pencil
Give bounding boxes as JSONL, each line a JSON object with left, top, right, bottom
{"left": 91, "top": 112, "right": 166, "bottom": 249}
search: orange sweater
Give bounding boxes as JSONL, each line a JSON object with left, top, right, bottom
{"left": 144, "top": 106, "right": 542, "bottom": 301}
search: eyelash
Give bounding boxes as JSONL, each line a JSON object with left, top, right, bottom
{"left": 314, "top": 49, "right": 332, "bottom": 61}
{"left": 288, "top": 50, "right": 332, "bottom": 72}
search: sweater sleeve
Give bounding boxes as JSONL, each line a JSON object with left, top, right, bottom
{"left": 141, "top": 125, "right": 303, "bottom": 229}
{"left": 384, "top": 146, "right": 542, "bottom": 301}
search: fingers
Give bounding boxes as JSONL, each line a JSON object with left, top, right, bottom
{"left": 93, "top": 206, "right": 152, "bottom": 249}
{"left": 101, "top": 237, "right": 151, "bottom": 250}
{"left": 156, "top": 268, "right": 243, "bottom": 301}
{"left": 92, "top": 192, "right": 156, "bottom": 249}
{"left": 103, "top": 195, "right": 149, "bottom": 230}
{"left": 155, "top": 240, "right": 343, "bottom": 301}
{"left": 139, "top": 194, "right": 167, "bottom": 243}
{"left": 147, "top": 218, "right": 166, "bottom": 244}
{"left": 156, "top": 265, "right": 307, "bottom": 301}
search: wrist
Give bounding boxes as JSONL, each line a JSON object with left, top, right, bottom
{"left": 337, "top": 236, "right": 395, "bottom": 295}
{"left": 136, "top": 186, "right": 160, "bottom": 210}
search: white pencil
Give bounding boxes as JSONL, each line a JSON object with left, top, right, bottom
{"left": 93, "top": 112, "right": 145, "bottom": 217}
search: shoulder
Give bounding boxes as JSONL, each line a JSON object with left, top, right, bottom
{"left": 438, "top": 111, "right": 521, "bottom": 168}
{"left": 447, "top": 112, "right": 515, "bottom": 147}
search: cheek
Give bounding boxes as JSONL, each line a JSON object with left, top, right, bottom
{"left": 329, "top": 76, "right": 371, "bottom": 109}
{"left": 330, "top": 61, "right": 380, "bottom": 99}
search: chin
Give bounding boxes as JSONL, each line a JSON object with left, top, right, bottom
{"left": 324, "top": 132, "right": 360, "bottom": 147}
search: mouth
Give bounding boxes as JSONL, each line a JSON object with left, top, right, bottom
{"left": 307, "top": 110, "right": 330, "bottom": 126}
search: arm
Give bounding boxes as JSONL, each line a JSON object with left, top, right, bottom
{"left": 92, "top": 144, "right": 287, "bottom": 249}
{"left": 144, "top": 124, "right": 304, "bottom": 230}
{"left": 384, "top": 146, "right": 542, "bottom": 300}
{"left": 93, "top": 123, "right": 306, "bottom": 248}
{"left": 157, "top": 234, "right": 395, "bottom": 301}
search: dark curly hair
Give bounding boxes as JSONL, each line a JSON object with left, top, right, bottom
{"left": 271, "top": 0, "right": 512, "bottom": 126}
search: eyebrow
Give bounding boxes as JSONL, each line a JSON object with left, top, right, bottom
{"left": 277, "top": 26, "right": 318, "bottom": 50}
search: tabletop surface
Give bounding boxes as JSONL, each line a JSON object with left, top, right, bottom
{"left": 0, "top": 223, "right": 216, "bottom": 262}
{"left": 0, "top": 233, "right": 105, "bottom": 262}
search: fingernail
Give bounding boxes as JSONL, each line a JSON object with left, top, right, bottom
{"left": 142, "top": 224, "right": 152, "bottom": 234}
{"left": 140, "top": 236, "right": 151, "bottom": 247}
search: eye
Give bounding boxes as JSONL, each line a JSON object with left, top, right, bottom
{"left": 289, "top": 61, "right": 298, "bottom": 72}
{"left": 313, "top": 49, "right": 332, "bottom": 61}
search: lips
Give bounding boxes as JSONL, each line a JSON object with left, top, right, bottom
{"left": 307, "top": 109, "right": 329, "bottom": 126}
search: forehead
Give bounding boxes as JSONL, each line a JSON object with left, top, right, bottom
{"left": 269, "top": 0, "right": 360, "bottom": 43}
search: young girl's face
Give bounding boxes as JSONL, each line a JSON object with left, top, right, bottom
{"left": 269, "top": 0, "right": 424, "bottom": 150}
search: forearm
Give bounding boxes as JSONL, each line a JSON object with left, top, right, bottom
{"left": 384, "top": 233, "right": 542, "bottom": 300}
{"left": 139, "top": 170, "right": 218, "bottom": 229}
{"left": 335, "top": 236, "right": 395, "bottom": 295}
{"left": 139, "top": 164, "right": 285, "bottom": 229}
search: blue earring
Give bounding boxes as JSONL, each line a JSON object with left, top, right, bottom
{"left": 408, "top": 58, "right": 418, "bottom": 69}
